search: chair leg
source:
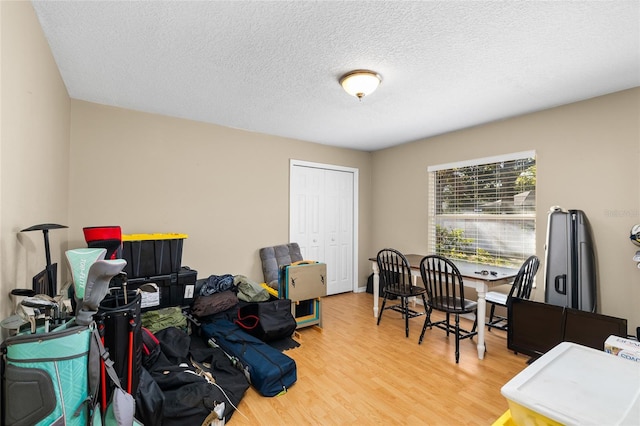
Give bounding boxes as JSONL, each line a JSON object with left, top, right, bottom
{"left": 455, "top": 314, "right": 460, "bottom": 364}
{"left": 470, "top": 314, "right": 478, "bottom": 341}
{"left": 445, "top": 313, "right": 450, "bottom": 336}
{"left": 488, "top": 303, "right": 496, "bottom": 331}
{"left": 403, "top": 297, "right": 410, "bottom": 338}
{"left": 418, "top": 309, "right": 431, "bottom": 344}
{"left": 377, "top": 295, "right": 388, "bottom": 326}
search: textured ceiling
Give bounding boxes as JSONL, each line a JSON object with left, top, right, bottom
{"left": 31, "top": 1, "right": 640, "bottom": 151}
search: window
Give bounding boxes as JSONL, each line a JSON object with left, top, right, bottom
{"left": 428, "top": 151, "right": 536, "bottom": 268}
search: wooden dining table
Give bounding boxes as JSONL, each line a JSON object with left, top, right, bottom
{"left": 369, "top": 254, "right": 519, "bottom": 359}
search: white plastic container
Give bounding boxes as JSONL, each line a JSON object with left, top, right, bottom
{"left": 501, "top": 341, "right": 640, "bottom": 426}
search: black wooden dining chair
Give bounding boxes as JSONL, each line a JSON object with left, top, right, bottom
{"left": 419, "top": 255, "right": 478, "bottom": 363}
{"left": 376, "top": 248, "right": 427, "bottom": 338}
{"left": 486, "top": 255, "right": 540, "bottom": 331}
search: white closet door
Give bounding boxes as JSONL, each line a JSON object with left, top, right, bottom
{"left": 290, "top": 165, "right": 324, "bottom": 260}
{"left": 290, "top": 162, "right": 356, "bottom": 295}
{"left": 324, "top": 169, "right": 353, "bottom": 294}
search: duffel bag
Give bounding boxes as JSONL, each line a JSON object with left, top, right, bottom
{"left": 234, "top": 299, "right": 296, "bottom": 342}
{"left": 201, "top": 319, "right": 296, "bottom": 397}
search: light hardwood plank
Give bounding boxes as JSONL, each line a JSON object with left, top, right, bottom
{"left": 224, "top": 292, "right": 529, "bottom": 425}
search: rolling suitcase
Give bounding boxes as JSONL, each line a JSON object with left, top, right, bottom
{"left": 544, "top": 207, "right": 597, "bottom": 312}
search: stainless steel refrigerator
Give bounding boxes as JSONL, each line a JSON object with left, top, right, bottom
{"left": 544, "top": 207, "right": 597, "bottom": 312}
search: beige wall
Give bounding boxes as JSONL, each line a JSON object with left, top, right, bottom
{"left": 0, "top": 1, "right": 70, "bottom": 323}
{"left": 69, "top": 101, "right": 373, "bottom": 289}
{"left": 372, "top": 88, "right": 640, "bottom": 329}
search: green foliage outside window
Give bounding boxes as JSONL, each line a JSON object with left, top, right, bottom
{"left": 435, "top": 225, "right": 509, "bottom": 266}
{"left": 436, "top": 225, "right": 472, "bottom": 257}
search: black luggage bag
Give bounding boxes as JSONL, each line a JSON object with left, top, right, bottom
{"left": 234, "top": 299, "right": 297, "bottom": 342}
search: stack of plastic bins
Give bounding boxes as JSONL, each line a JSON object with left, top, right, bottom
{"left": 121, "top": 233, "right": 193, "bottom": 311}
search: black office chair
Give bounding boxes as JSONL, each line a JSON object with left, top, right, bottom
{"left": 376, "top": 248, "right": 427, "bottom": 338}
{"left": 486, "top": 255, "right": 540, "bottom": 331}
{"left": 419, "top": 255, "right": 478, "bottom": 363}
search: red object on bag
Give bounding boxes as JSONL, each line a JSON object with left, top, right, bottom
{"left": 141, "top": 327, "right": 160, "bottom": 357}
{"left": 83, "top": 226, "right": 122, "bottom": 259}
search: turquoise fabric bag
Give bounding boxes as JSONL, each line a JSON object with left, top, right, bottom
{"left": 2, "top": 253, "right": 138, "bottom": 425}
{"left": 3, "top": 322, "right": 94, "bottom": 425}
{"left": 2, "top": 321, "right": 140, "bottom": 426}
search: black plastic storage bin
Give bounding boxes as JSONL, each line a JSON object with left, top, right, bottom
{"left": 176, "top": 267, "right": 197, "bottom": 306}
{"left": 125, "top": 268, "right": 197, "bottom": 311}
{"left": 121, "top": 233, "right": 187, "bottom": 279}
{"left": 127, "top": 274, "right": 176, "bottom": 312}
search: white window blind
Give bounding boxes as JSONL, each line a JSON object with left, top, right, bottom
{"left": 428, "top": 152, "right": 536, "bottom": 268}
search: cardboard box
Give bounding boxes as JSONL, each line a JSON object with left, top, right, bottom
{"left": 605, "top": 335, "right": 640, "bottom": 363}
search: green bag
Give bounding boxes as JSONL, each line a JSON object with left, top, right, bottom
{"left": 235, "top": 275, "right": 270, "bottom": 302}
{"left": 141, "top": 306, "right": 187, "bottom": 333}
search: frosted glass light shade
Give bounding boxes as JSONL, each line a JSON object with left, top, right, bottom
{"left": 340, "top": 70, "right": 381, "bottom": 99}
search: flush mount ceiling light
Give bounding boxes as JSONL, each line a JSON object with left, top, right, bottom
{"left": 339, "top": 70, "right": 381, "bottom": 100}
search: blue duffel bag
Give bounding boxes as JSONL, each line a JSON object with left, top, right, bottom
{"left": 201, "top": 319, "right": 297, "bottom": 397}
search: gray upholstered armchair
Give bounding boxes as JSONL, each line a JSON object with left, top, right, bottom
{"left": 259, "top": 243, "right": 303, "bottom": 291}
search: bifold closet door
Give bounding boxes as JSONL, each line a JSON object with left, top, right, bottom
{"left": 290, "top": 164, "right": 354, "bottom": 295}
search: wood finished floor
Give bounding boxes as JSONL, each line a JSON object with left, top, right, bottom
{"left": 224, "top": 292, "right": 530, "bottom": 425}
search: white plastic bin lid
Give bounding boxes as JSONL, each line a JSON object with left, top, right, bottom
{"left": 501, "top": 341, "right": 640, "bottom": 426}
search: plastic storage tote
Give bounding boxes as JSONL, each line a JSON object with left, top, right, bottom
{"left": 501, "top": 341, "right": 640, "bottom": 426}
{"left": 121, "top": 233, "right": 187, "bottom": 278}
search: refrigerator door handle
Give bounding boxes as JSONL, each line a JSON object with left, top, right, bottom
{"left": 554, "top": 274, "right": 567, "bottom": 295}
